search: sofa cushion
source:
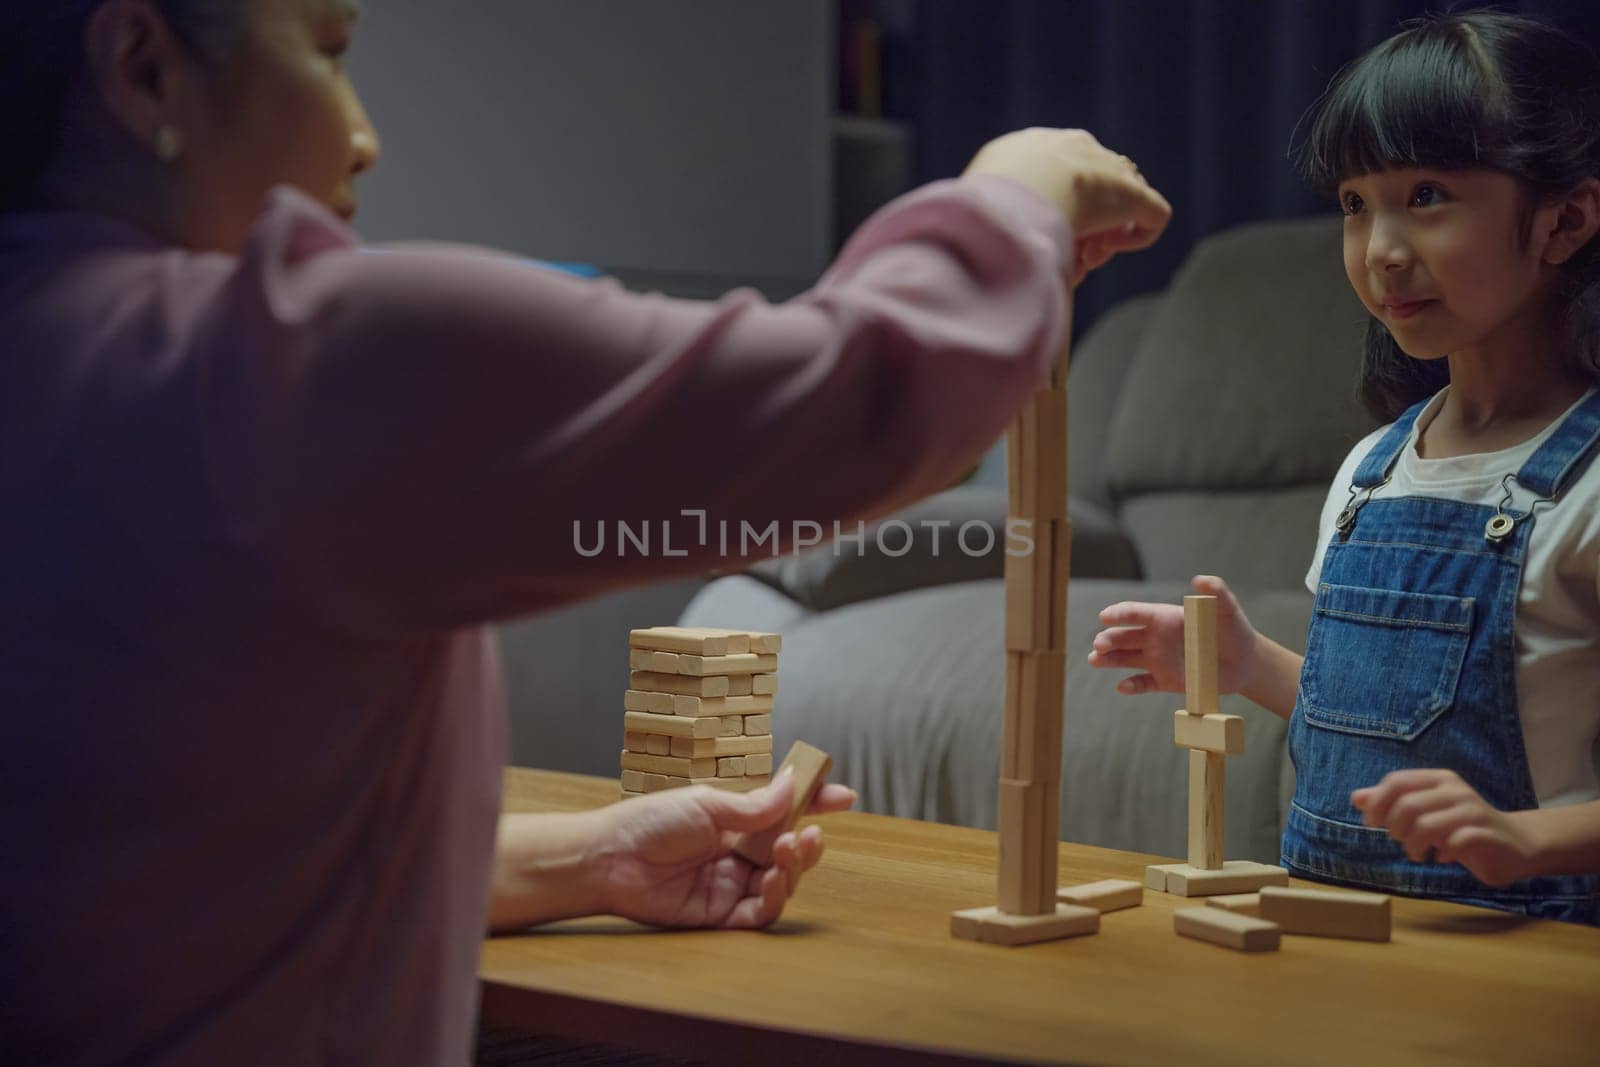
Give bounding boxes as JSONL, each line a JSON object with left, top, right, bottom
{"left": 1102, "top": 217, "right": 1374, "bottom": 502}
{"left": 1065, "top": 293, "right": 1161, "bottom": 507}
{"left": 1117, "top": 485, "right": 1328, "bottom": 587}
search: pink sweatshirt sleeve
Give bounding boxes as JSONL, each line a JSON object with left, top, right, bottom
{"left": 202, "top": 177, "right": 1071, "bottom": 632}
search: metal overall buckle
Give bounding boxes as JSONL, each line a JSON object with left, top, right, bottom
{"left": 1335, "top": 475, "right": 1391, "bottom": 537}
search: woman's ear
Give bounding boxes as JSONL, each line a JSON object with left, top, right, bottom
{"left": 81, "top": 0, "right": 198, "bottom": 157}
{"left": 1541, "top": 176, "right": 1600, "bottom": 267}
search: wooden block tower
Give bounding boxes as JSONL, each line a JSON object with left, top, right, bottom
{"left": 620, "top": 627, "right": 780, "bottom": 799}
{"left": 951, "top": 363, "right": 1103, "bottom": 945}
{"left": 1144, "top": 596, "right": 1289, "bottom": 896}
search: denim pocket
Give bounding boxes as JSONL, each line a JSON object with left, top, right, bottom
{"left": 1299, "top": 582, "right": 1473, "bottom": 741}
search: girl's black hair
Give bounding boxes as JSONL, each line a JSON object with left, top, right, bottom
{"left": 1293, "top": 9, "right": 1600, "bottom": 423}
{"left": 0, "top": 2, "right": 242, "bottom": 211}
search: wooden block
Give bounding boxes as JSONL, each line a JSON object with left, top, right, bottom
{"left": 743, "top": 632, "right": 782, "bottom": 654}
{"left": 703, "top": 774, "right": 771, "bottom": 793}
{"left": 1003, "top": 518, "right": 1070, "bottom": 653}
{"left": 620, "top": 789, "right": 643, "bottom": 800}
{"left": 1001, "top": 651, "right": 1065, "bottom": 783}
{"left": 731, "top": 741, "right": 832, "bottom": 865}
{"left": 1165, "top": 861, "right": 1290, "bottom": 897}
{"left": 1206, "top": 893, "right": 1263, "bottom": 917}
{"left": 1006, "top": 409, "right": 1032, "bottom": 518}
{"left": 630, "top": 671, "right": 730, "bottom": 698}
{"left": 1187, "top": 749, "right": 1225, "bottom": 870}
{"left": 629, "top": 626, "right": 744, "bottom": 655}
{"left": 623, "top": 689, "right": 675, "bottom": 714}
{"left": 1174, "top": 710, "right": 1244, "bottom": 754}
{"left": 751, "top": 673, "right": 777, "bottom": 695}
{"left": 619, "top": 750, "right": 718, "bottom": 779}
{"left": 1183, "top": 595, "right": 1219, "bottom": 718}
{"left": 950, "top": 903, "right": 1099, "bottom": 946}
{"left": 1031, "top": 387, "right": 1068, "bottom": 521}
{"left": 718, "top": 756, "right": 746, "bottom": 777}
{"left": 672, "top": 694, "right": 774, "bottom": 718}
{"left": 744, "top": 752, "right": 773, "bottom": 776}
{"left": 742, "top": 714, "right": 772, "bottom": 736}
{"left": 620, "top": 769, "right": 646, "bottom": 792}
{"left": 669, "top": 735, "right": 771, "bottom": 759}
{"left": 630, "top": 649, "right": 777, "bottom": 677}
{"left": 1145, "top": 864, "right": 1176, "bottom": 891}
{"left": 998, "top": 778, "right": 1056, "bottom": 915}
{"left": 1258, "top": 886, "right": 1391, "bottom": 941}
{"left": 1174, "top": 907, "right": 1281, "bottom": 952}
{"left": 1057, "top": 879, "right": 1143, "bottom": 913}
{"left": 641, "top": 772, "right": 670, "bottom": 792}
{"left": 646, "top": 735, "right": 671, "bottom": 756}
{"left": 624, "top": 710, "right": 720, "bottom": 739}
{"left": 623, "top": 730, "right": 649, "bottom": 752}
{"left": 661, "top": 776, "right": 692, "bottom": 789}
{"left": 720, "top": 716, "right": 743, "bottom": 737}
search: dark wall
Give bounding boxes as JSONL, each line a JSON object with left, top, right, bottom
{"left": 870, "top": 0, "right": 1600, "bottom": 335}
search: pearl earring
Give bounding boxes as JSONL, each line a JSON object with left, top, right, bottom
{"left": 153, "top": 125, "right": 182, "bottom": 164}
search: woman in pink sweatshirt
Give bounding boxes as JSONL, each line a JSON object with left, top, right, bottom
{"left": 0, "top": 2, "right": 1170, "bottom": 1063}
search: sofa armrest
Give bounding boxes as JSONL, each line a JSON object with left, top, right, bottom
{"left": 747, "top": 487, "right": 1140, "bottom": 612}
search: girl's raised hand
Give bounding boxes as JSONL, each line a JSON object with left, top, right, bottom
{"left": 1088, "top": 575, "right": 1260, "bottom": 699}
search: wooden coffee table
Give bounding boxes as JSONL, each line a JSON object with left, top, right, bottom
{"left": 480, "top": 768, "right": 1600, "bottom": 1065}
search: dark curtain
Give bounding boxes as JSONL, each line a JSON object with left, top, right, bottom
{"left": 894, "top": 0, "right": 1600, "bottom": 335}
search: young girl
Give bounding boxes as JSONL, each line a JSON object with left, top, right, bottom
{"left": 1089, "top": 10, "right": 1600, "bottom": 924}
{"left": 0, "top": 1, "right": 1168, "bottom": 1063}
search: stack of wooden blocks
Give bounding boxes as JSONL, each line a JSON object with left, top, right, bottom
{"left": 619, "top": 626, "right": 781, "bottom": 800}
{"left": 1145, "top": 595, "right": 1290, "bottom": 896}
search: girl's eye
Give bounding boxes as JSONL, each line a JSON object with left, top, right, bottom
{"left": 1411, "top": 184, "right": 1443, "bottom": 207}
{"left": 1340, "top": 191, "right": 1364, "bottom": 216}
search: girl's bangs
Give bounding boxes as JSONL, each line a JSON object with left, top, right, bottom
{"left": 1299, "top": 27, "right": 1510, "bottom": 195}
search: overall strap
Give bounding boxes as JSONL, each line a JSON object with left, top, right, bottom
{"left": 1516, "top": 389, "right": 1600, "bottom": 499}
{"left": 1352, "top": 397, "right": 1432, "bottom": 488}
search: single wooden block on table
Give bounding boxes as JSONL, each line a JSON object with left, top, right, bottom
{"left": 1173, "top": 710, "right": 1244, "bottom": 754}
{"left": 1003, "top": 518, "right": 1071, "bottom": 653}
{"left": 1057, "top": 879, "right": 1143, "bottom": 913}
{"left": 1183, "top": 595, "right": 1219, "bottom": 718}
{"left": 1001, "top": 651, "right": 1066, "bottom": 784}
{"left": 1206, "top": 893, "right": 1263, "bottom": 917}
{"left": 1174, "top": 907, "right": 1281, "bottom": 952}
{"left": 950, "top": 903, "right": 1099, "bottom": 946}
{"left": 1146, "top": 860, "right": 1290, "bottom": 896}
{"left": 672, "top": 694, "right": 774, "bottom": 718}
{"left": 620, "top": 750, "right": 718, "bottom": 779}
{"left": 1188, "top": 748, "right": 1225, "bottom": 870}
{"left": 1258, "top": 886, "right": 1392, "bottom": 942}
{"left": 744, "top": 752, "right": 773, "bottom": 776}
{"left": 742, "top": 713, "right": 772, "bottom": 736}
{"left": 717, "top": 756, "right": 746, "bottom": 778}
{"left": 731, "top": 741, "right": 832, "bottom": 865}
{"left": 629, "top": 626, "right": 749, "bottom": 656}
{"left": 623, "top": 689, "right": 675, "bottom": 714}
{"left": 631, "top": 671, "right": 730, "bottom": 698}
{"left": 624, "top": 710, "right": 720, "bottom": 739}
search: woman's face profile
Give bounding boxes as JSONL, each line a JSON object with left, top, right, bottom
{"left": 180, "top": 0, "right": 380, "bottom": 243}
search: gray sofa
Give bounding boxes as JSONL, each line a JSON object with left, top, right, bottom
{"left": 670, "top": 215, "right": 1379, "bottom": 864}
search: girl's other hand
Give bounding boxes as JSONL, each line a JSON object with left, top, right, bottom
{"left": 1352, "top": 769, "right": 1537, "bottom": 887}
{"left": 597, "top": 772, "right": 856, "bottom": 929}
{"left": 1088, "top": 574, "right": 1261, "bottom": 699}
{"left": 963, "top": 128, "right": 1172, "bottom": 284}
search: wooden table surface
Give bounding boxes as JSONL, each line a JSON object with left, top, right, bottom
{"left": 481, "top": 769, "right": 1600, "bottom": 1066}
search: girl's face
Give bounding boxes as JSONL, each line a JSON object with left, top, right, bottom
{"left": 1338, "top": 167, "right": 1554, "bottom": 362}
{"left": 177, "top": 0, "right": 379, "bottom": 247}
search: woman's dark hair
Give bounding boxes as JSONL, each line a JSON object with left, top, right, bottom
{"left": 1293, "top": 9, "right": 1600, "bottom": 423}
{"left": 0, "top": 1, "right": 243, "bottom": 211}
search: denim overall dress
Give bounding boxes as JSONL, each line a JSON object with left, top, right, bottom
{"left": 1282, "top": 391, "right": 1600, "bottom": 925}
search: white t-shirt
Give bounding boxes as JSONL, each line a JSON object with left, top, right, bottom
{"left": 1307, "top": 387, "right": 1600, "bottom": 808}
